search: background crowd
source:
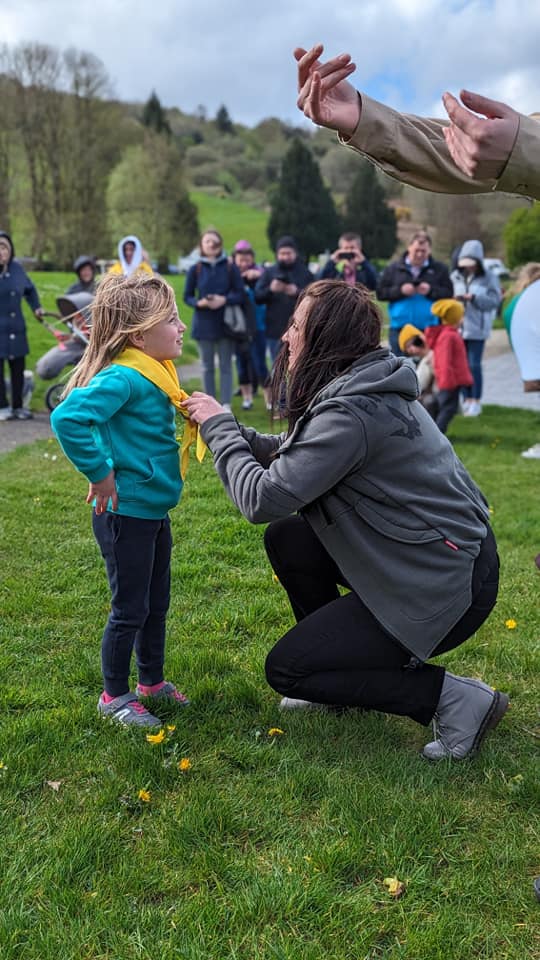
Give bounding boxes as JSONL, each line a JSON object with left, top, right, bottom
{"left": 2, "top": 221, "right": 538, "bottom": 452}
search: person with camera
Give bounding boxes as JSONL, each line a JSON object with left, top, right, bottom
{"left": 254, "top": 236, "right": 313, "bottom": 365}
{"left": 317, "top": 232, "right": 377, "bottom": 290}
{"left": 377, "top": 231, "right": 453, "bottom": 356}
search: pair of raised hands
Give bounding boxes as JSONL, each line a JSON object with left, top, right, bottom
{"left": 295, "top": 44, "right": 519, "bottom": 182}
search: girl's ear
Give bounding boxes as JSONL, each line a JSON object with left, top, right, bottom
{"left": 129, "top": 330, "right": 145, "bottom": 349}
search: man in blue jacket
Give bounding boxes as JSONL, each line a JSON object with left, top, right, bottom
{"left": 377, "top": 231, "right": 453, "bottom": 355}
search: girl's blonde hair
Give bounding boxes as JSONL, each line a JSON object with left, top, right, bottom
{"left": 63, "top": 273, "right": 176, "bottom": 395}
{"left": 512, "top": 262, "right": 540, "bottom": 296}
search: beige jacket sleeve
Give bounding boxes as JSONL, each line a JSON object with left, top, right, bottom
{"left": 339, "top": 93, "right": 540, "bottom": 200}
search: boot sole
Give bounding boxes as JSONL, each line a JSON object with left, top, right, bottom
{"left": 470, "top": 690, "right": 510, "bottom": 757}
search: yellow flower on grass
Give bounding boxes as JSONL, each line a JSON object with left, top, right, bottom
{"left": 146, "top": 728, "right": 166, "bottom": 744}
{"left": 178, "top": 757, "right": 191, "bottom": 771}
{"left": 383, "top": 876, "right": 406, "bottom": 898}
{"left": 138, "top": 789, "right": 151, "bottom": 803}
{"left": 166, "top": 725, "right": 176, "bottom": 733}
{"left": 0, "top": 761, "right": 5, "bottom": 769}
{"left": 505, "top": 619, "right": 517, "bottom": 629}
{"left": 268, "top": 727, "right": 284, "bottom": 737}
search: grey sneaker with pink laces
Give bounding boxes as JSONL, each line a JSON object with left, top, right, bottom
{"left": 136, "top": 681, "right": 190, "bottom": 706}
{"left": 97, "top": 692, "right": 162, "bottom": 727}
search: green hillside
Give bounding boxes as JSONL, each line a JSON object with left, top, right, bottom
{"left": 191, "top": 192, "right": 272, "bottom": 262}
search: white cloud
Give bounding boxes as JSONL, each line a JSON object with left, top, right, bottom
{"left": 2, "top": 0, "right": 539, "bottom": 124}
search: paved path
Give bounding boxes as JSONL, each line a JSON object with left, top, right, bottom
{"left": 0, "top": 341, "right": 537, "bottom": 455}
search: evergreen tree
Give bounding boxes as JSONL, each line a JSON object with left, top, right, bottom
{"left": 215, "top": 104, "right": 235, "bottom": 135}
{"left": 342, "top": 160, "right": 397, "bottom": 259}
{"left": 141, "top": 90, "right": 171, "bottom": 136}
{"left": 267, "top": 138, "right": 341, "bottom": 261}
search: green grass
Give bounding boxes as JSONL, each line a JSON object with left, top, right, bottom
{"left": 191, "top": 191, "right": 272, "bottom": 262}
{"left": 0, "top": 397, "right": 539, "bottom": 959}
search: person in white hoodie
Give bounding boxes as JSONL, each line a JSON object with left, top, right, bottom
{"left": 451, "top": 240, "right": 500, "bottom": 416}
{"left": 108, "top": 236, "right": 153, "bottom": 278}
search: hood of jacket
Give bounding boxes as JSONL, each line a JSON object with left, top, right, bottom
{"left": 0, "top": 231, "right": 14, "bottom": 262}
{"left": 118, "top": 235, "right": 144, "bottom": 276}
{"left": 282, "top": 348, "right": 419, "bottom": 451}
{"left": 457, "top": 239, "right": 485, "bottom": 273}
{"left": 316, "top": 348, "right": 418, "bottom": 404}
{"left": 198, "top": 253, "right": 228, "bottom": 268}
{"left": 424, "top": 325, "right": 445, "bottom": 348}
{"left": 73, "top": 254, "right": 96, "bottom": 276}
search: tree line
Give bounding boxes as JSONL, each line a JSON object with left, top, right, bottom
{"left": 1, "top": 41, "right": 533, "bottom": 271}
{"left": 0, "top": 42, "right": 199, "bottom": 268}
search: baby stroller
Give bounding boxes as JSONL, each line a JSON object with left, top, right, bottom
{"left": 36, "top": 291, "right": 93, "bottom": 410}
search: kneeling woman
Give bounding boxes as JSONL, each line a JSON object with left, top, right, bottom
{"left": 184, "top": 281, "right": 508, "bottom": 760}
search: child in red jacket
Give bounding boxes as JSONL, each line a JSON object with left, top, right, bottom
{"left": 424, "top": 299, "right": 473, "bottom": 434}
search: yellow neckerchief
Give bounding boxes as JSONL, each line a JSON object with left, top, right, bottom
{"left": 112, "top": 347, "right": 206, "bottom": 479}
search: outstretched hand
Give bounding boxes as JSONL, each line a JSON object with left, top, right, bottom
{"left": 442, "top": 90, "right": 519, "bottom": 181}
{"left": 295, "top": 44, "right": 360, "bottom": 135}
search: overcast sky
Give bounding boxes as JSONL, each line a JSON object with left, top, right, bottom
{"left": 3, "top": 0, "right": 540, "bottom": 126}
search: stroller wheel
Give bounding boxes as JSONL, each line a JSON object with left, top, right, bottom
{"left": 45, "top": 382, "right": 65, "bottom": 411}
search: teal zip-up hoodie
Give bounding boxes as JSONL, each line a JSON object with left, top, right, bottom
{"left": 51, "top": 365, "right": 183, "bottom": 519}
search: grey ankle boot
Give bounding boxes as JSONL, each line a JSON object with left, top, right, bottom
{"left": 423, "top": 672, "right": 509, "bottom": 761}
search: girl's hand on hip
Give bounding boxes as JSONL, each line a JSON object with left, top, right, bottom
{"left": 182, "top": 392, "right": 228, "bottom": 424}
{"left": 87, "top": 470, "right": 118, "bottom": 514}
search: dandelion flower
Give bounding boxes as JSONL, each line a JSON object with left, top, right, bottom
{"left": 138, "top": 789, "right": 151, "bottom": 803}
{"left": 166, "top": 725, "right": 176, "bottom": 733}
{"left": 178, "top": 758, "right": 191, "bottom": 771}
{"left": 383, "top": 876, "right": 406, "bottom": 898}
{"left": 0, "top": 761, "right": 5, "bottom": 770}
{"left": 268, "top": 727, "right": 284, "bottom": 737}
{"left": 146, "top": 728, "right": 166, "bottom": 744}
{"left": 505, "top": 619, "right": 517, "bottom": 629}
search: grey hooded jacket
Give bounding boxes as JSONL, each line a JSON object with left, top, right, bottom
{"left": 201, "top": 348, "right": 491, "bottom": 661}
{"left": 451, "top": 240, "right": 501, "bottom": 340}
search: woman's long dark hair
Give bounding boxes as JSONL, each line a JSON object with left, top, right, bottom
{"left": 272, "top": 280, "right": 382, "bottom": 435}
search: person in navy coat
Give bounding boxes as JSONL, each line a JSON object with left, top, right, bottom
{"left": 0, "top": 231, "right": 43, "bottom": 419}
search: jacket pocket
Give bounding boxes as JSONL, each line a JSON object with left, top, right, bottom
{"left": 134, "top": 452, "right": 182, "bottom": 503}
{"left": 353, "top": 498, "right": 442, "bottom": 544}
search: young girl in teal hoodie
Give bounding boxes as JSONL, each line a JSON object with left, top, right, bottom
{"left": 52, "top": 273, "right": 197, "bottom": 728}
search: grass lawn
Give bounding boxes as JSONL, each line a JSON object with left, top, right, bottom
{"left": 190, "top": 192, "right": 273, "bottom": 264}
{"left": 0, "top": 385, "right": 538, "bottom": 958}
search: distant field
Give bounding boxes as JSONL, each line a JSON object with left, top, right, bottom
{"left": 191, "top": 191, "right": 272, "bottom": 262}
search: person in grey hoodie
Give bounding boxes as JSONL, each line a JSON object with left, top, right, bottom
{"left": 451, "top": 240, "right": 501, "bottom": 416}
{"left": 184, "top": 280, "right": 509, "bottom": 761}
